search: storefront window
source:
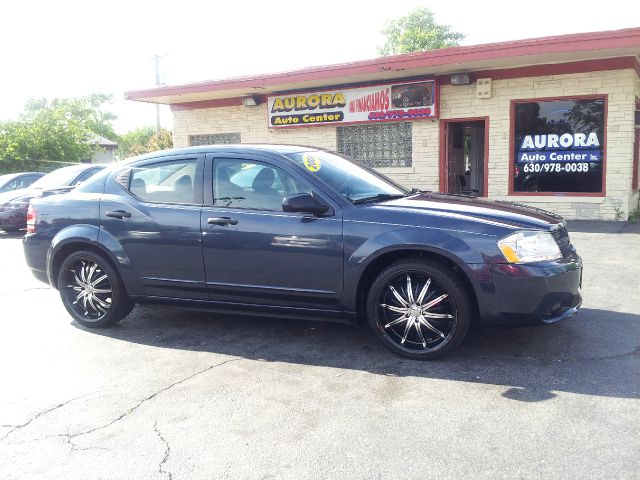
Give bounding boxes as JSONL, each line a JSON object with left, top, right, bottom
{"left": 512, "top": 97, "right": 605, "bottom": 193}
{"left": 337, "top": 122, "right": 412, "bottom": 168}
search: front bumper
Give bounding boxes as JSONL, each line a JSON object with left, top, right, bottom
{"left": 473, "top": 253, "right": 583, "bottom": 326}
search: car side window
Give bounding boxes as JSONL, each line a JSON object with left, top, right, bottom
{"left": 213, "top": 159, "right": 312, "bottom": 211}
{"left": 73, "top": 168, "right": 100, "bottom": 186}
{"left": 0, "top": 179, "right": 18, "bottom": 192}
{"left": 18, "top": 175, "right": 39, "bottom": 188}
{"left": 129, "top": 159, "right": 197, "bottom": 204}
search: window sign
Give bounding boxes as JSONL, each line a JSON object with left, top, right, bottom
{"left": 513, "top": 98, "right": 605, "bottom": 193}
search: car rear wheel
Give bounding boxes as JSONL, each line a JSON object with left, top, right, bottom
{"left": 366, "top": 260, "right": 472, "bottom": 359}
{"left": 58, "top": 250, "right": 134, "bottom": 328}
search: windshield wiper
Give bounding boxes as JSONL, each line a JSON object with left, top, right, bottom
{"left": 352, "top": 193, "right": 405, "bottom": 205}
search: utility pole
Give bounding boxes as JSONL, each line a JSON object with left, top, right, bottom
{"left": 151, "top": 54, "right": 167, "bottom": 136}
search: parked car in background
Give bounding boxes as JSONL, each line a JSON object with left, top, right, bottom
{"left": 23, "top": 146, "right": 582, "bottom": 359}
{"left": 0, "top": 172, "right": 45, "bottom": 193}
{"left": 0, "top": 164, "right": 105, "bottom": 231}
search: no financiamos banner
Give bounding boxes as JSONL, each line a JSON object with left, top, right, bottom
{"left": 267, "top": 79, "right": 437, "bottom": 128}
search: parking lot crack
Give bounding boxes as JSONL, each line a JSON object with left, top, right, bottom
{"left": 0, "top": 395, "right": 87, "bottom": 442}
{"left": 154, "top": 421, "right": 172, "bottom": 480}
{"left": 62, "top": 356, "right": 243, "bottom": 450}
{"left": 0, "top": 287, "right": 51, "bottom": 297}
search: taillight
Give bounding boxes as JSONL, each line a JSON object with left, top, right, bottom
{"left": 26, "top": 204, "right": 37, "bottom": 234}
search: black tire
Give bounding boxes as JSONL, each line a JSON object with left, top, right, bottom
{"left": 58, "top": 250, "right": 134, "bottom": 328}
{"left": 366, "top": 260, "right": 472, "bottom": 360}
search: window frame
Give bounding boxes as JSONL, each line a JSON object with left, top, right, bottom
{"left": 508, "top": 94, "right": 608, "bottom": 197}
{"left": 116, "top": 154, "right": 205, "bottom": 206}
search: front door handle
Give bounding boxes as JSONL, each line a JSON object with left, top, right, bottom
{"left": 105, "top": 210, "right": 132, "bottom": 219}
{"left": 207, "top": 217, "right": 238, "bottom": 226}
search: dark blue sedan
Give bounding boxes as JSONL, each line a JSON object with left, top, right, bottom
{"left": 23, "top": 145, "right": 582, "bottom": 359}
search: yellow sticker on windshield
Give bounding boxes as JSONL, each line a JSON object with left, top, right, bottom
{"left": 303, "top": 154, "right": 321, "bottom": 172}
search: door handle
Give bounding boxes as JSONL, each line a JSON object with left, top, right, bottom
{"left": 105, "top": 210, "right": 132, "bottom": 219}
{"left": 207, "top": 217, "right": 238, "bottom": 226}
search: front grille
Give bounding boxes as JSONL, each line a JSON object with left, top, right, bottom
{"left": 551, "top": 225, "right": 571, "bottom": 257}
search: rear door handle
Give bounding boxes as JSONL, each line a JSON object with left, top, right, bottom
{"left": 207, "top": 217, "right": 238, "bottom": 226}
{"left": 105, "top": 210, "right": 132, "bottom": 219}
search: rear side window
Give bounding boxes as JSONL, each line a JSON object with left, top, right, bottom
{"left": 73, "top": 168, "right": 102, "bottom": 186}
{"left": 0, "top": 178, "right": 19, "bottom": 192}
{"left": 18, "top": 175, "right": 41, "bottom": 188}
{"left": 128, "top": 159, "right": 197, "bottom": 204}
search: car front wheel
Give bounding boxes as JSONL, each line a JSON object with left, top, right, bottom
{"left": 367, "top": 260, "right": 472, "bottom": 359}
{"left": 58, "top": 250, "right": 134, "bottom": 328}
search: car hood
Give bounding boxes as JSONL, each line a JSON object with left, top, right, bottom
{"left": 379, "top": 192, "right": 564, "bottom": 230}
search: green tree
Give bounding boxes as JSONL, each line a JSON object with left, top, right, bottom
{"left": 0, "top": 94, "right": 117, "bottom": 173}
{"left": 378, "top": 7, "right": 465, "bottom": 56}
{"left": 23, "top": 94, "right": 118, "bottom": 141}
{"left": 116, "top": 126, "right": 173, "bottom": 160}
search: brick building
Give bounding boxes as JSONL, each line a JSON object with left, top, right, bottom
{"left": 126, "top": 28, "right": 640, "bottom": 220}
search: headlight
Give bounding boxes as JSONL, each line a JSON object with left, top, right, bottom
{"left": 497, "top": 231, "right": 562, "bottom": 263}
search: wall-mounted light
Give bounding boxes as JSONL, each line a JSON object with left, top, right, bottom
{"left": 242, "top": 96, "right": 259, "bottom": 107}
{"left": 451, "top": 73, "right": 471, "bottom": 85}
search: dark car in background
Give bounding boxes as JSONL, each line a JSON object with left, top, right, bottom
{"left": 0, "top": 172, "right": 45, "bottom": 193}
{"left": 0, "top": 164, "right": 104, "bottom": 231}
{"left": 23, "top": 146, "right": 582, "bottom": 359}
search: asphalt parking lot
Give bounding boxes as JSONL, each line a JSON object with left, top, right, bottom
{"left": 0, "top": 222, "right": 638, "bottom": 480}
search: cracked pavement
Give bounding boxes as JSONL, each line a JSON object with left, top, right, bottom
{"left": 0, "top": 222, "right": 638, "bottom": 479}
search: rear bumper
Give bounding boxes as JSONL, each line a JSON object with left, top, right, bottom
{"left": 23, "top": 233, "right": 52, "bottom": 286}
{"left": 473, "top": 254, "right": 583, "bottom": 326}
{"left": 0, "top": 208, "right": 26, "bottom": 230}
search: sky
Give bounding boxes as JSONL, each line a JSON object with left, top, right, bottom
{"left": 1, "top": 0, "right": 639, "bottom": 135}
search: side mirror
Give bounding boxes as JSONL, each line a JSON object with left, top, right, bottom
{"left": 282, "top": 193, "right": 330, "bottom": 216}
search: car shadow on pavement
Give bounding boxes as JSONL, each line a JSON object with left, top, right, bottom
{"left": 75, "top": 306, "right": 640, "bottom": 402}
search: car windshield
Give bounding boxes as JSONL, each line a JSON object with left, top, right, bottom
{"left": 287, "top": 150, "right": 407, "bottom": 203}
{"left": 0, "top": 174, "right": 18, "bottom": 191}
{"left": 30, "top": 166, "right": 87, "bottom": 190}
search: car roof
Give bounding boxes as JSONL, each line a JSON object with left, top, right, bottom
{"left": 122, "top": 144, "right": 318, "bottom": 164}
{"left": 57, "top": 163, "right": 107, "bottom": 172}
{"left": 0, "top": 172, "right": 44, "bottom": 181}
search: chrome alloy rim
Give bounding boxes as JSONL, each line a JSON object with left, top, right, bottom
{"left": 64, "top": 259, "right": 112, "bottom": 321}
{"left": 378, "top": 273, "right": 456, "bottom": 351}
